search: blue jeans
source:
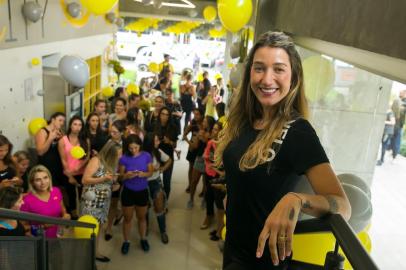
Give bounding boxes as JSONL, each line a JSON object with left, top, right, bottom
{"left": 391, "top": 127, "right": 403, "bottom": 158}
{"left": 380, "top": 133, "right": 393, "bottom": 162}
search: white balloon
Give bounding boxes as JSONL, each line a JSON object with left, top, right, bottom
{"left": 153, "top": 0, "right": 162, "bottom": 9}
{"left": 189, "top": 10, "right": 198, "bottom": 18}
{"left": 22, "top": 1, "right": 43, "bottom": 23}
{"left": 58, "top": 55, "right": 89, "bottom": 88}
{"left": 341, "top": 183, "right": 372, "bottom": 233}
{"left": 337, "top": 173, "right": 371, "bottom": 198}
{"left": 229, "top": 63, "right": 244, "bottom": 88}
{"left": 105, "top": 12, "right": 116, "bottom": 24}
{"left": 293, "top": 174, "right": 372, "bottom": 233}
{"left": 67, "top": 2, "right": 81, "bottom": 18}
{"left": 83, "top": 190, "right": 96, "bottom": 201}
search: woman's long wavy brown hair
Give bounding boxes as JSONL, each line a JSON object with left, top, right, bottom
{"left": 215, "top": 31, "right": 308, "bottom": 171}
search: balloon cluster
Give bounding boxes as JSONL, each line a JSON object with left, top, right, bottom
{"left": 108, "top": 60, "right": 125, "bottom": 80}
{"left": 102, "top": 86, "right": 114, "bottom": 98}
{"left": 126, "top": 83, "right": 140, "bottom": 95}
{"left": 163, "top": 21, "right": 202, "bottom": 35}
{"left": 124, "top": 18, "right": 162, "bottom": 34}
{"left": 291, "top": 173, "right": 372, "bottom": 269}
{"left": 209, "top": 27, "right": 227, "bottom": 38}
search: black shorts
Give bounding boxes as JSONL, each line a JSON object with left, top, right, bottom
{"left": 121, "top": 187, "right": 149, "bottom": 207}
{"left": 111, "top": 184, "right": 121, "bottom": 198}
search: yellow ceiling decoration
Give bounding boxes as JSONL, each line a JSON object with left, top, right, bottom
{"left": 163, "top": 21, "right": 201, "bottom": 35}
{"left": 60, "top": 0, "right": 91, "bottom": 28}
{"left": 124, "top": 18, "right": 162, "bottom": 34}
{"left": 208, "top": 27, "right": 227, "bottom": 38}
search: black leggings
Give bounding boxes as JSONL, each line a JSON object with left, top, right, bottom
{"left": 163, "top": 163, "right": 174, "bottom": 200}
{"left": 205, "top": 175, "right": 215, "bottom": 216}
{"left": 184, "top": 110, "right": 192, "bottom": 130}
{"left": 65, "top": 175, "right": 82, "bottom": 214}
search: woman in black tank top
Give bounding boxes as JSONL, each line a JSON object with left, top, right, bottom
{"left": 35, "top": 112, "right": 65, "bottom": 186}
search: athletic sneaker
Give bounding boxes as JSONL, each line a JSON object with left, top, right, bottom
{"left": 121, "top": 241, "right": 130, "bottom": 255}
{"left": 186, "top": 200, "right": 194, "bottom": 209}
{"left": 140, "top": 239, "right": 150, "bottom": 252}
{"left": 161, "top": 232, "right": 169, "bottom": 244}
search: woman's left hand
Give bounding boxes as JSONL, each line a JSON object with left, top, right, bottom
{"left": 256, "top": 193, "right": 302, "bottom": 266}
{"left": 62, "top": 213, "right": 71, "bottom": 220}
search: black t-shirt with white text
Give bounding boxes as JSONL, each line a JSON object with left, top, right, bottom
{"left": 223, "top": 118, "right": 329, "bottom": 268}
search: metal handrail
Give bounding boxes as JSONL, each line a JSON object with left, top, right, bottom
{"left": 294, "top": 214, "right": 379, "bottom": 270}
{"left": 0, "top": 208, "right": 96, "bottom": 229}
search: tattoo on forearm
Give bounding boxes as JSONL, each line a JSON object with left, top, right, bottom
{"left": 302, "top": 200, "right": 312, "bottom": 209}
{"left": 289, "top": 208, "right": 295, "bottom": 221}
{"left": 325, "top": 195, "right": 339, "bottom": 213}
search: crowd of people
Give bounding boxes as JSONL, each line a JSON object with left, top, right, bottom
{"left": 377, "top": 89, "right": 406, "bottom": 165}
{"left": 0, "top": 31, "right": 355, "bottom": 269}
{"left": 0, "top": 55, "right": 227, "bottom": 263}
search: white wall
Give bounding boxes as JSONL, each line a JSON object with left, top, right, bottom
{"left": 0, "top": 34, "right": 112, "bottom": 151}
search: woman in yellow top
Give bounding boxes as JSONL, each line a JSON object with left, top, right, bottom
{"left": 203, "top": 85, "right": 219, "bottom": 119}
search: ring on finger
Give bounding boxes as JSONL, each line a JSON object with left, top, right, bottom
{"left": 277, "top": 235, "right": 287, "bottom": 242}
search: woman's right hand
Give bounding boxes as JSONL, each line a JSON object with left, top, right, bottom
{"left": 104, "top": 173, "right": 115, "bottom": 182}
{"left": 124, "top": 171, "right": 137, "bottom": 179}
{"left": 49, "top": 129, "right": 62, "bottom": 141}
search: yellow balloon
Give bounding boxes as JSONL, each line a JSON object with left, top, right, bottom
{"left": 31, "top": 57, "right": 41, "bottom": 66}
{"left": 203, "top": 6, "right": 217, "bottom": 22}
{"left": 80, "top": 0, "right": 117, "bottom": 15}
{"left": 223, "top": 215, "right": 226, "bottom": 225}
{"left": 221, "top": 227, "right": 226, "bottom": 240}
{"left": 74, "top": 215, "right": 99, "bottom": 238}
{"left": 102, "top": 86, "right": 114, "bottom": 97}
{"left": 70, "top": 146, "right": 86, "bottom": 159}
{"left": 126, "top": 83, "right": 139, "bottom": 95}
{"left": 218, "top": 0, "right": 253, "bottom": 33}
{"left": 197, "top": 73, "right": 204, "bottom": 82}
{"left": 302, "top": 55, "right": 335, "bottom": 103}
{"left": 293, "top": 231, "right": 372, "bottom": 268}
{"left": 28, "top": 118, "right": 47, "bottom": 136}
{"left": 215, "top": 73, "right": 223, "bottom": 80}
{"left": 148, "top": 62, "right": 159, "bottom": 74}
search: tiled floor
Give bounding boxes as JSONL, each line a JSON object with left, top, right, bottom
{"left": 370, "top": 153, "right": 406, "bottom": 269}
{"left": 96, "top": 141, "right": 406, "bottom": 270}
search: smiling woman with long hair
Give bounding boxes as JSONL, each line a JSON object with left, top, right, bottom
{"left": 216, "top": 32, "right": 351, "bottom": 269}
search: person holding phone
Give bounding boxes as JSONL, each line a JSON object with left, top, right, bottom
{"left": 119, "top": 135, "right": 153, "bottom": 255}
{"left": 80, "top": 140, "right": 122, "bottom": 263}
{"left": 0, "top": 135, "right": 22, "bottom": 189}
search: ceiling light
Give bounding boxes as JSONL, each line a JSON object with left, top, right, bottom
{"left": 134, "top": 0, "right": 196, "bottom": 9}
